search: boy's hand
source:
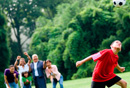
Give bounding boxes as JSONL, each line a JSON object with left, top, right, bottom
{"left": 76, "top": 61, "right": 83, "bottom": 67}
{"left": 119, "top": 67, "right": 125, "bottom": 72}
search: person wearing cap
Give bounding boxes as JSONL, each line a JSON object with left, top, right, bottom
{"left": 45, "top": 60, "right": 64, "bottom": 88}
{"left": 29, "top": 54, "right": 46, "bottom": 88}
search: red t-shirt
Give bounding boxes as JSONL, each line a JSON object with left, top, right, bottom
{"left": 91, "top": 49, "right": 119, "bottom": 82}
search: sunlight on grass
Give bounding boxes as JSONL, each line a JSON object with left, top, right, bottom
{"left": 32, "top": 72, "right": 130, "bottom": 88}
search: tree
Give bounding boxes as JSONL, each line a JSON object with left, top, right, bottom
{"left": 0, "top": 12, "right": 10, "bottom": 88}
{"left": 35, "top": 0, "right": 69, "bottom": 19}
{"left": 29, "top": 0, "right": 130, "bottom": 80}
{"left": 0, "top": 0, "right": 43, "bottom": 64}
{"left": 0, "top": 12, "right": 10, "bottom": 72}
{"left": 0, "top": 0, "right": 43, "bottom": 54}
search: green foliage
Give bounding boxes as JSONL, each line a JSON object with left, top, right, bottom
{"left": 0, "top": 13, "right": 10, "bottom": 87}
{"left": 99, "top": 36, "right": 117, "bottom": 50}
{"left": 0, "top": 13, "right": 10, "bottom": 72}
{"left": 30, "top": 0, "right": 130, "bottom": 80}
{"left": 0, "top": 72, "right": 6, "bottom": 88}
{"left": 122, "top": 37, "right": 130, "bottom": 53}
{"left": 71, "top": 69, "right": 88, "bottom": 79}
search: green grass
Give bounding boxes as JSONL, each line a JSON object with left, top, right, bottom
{"left": 32, "top": 72, "right": 130, "bottom": 88}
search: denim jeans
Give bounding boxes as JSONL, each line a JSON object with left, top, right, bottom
{"left": 5, "top": 82, "right": 19, "bottom": 88}
{"left": 23, "top": 84, "right": 31, "bottom": 88}
{"left": 53, "top": 75, "right": 64, "bottom": 88}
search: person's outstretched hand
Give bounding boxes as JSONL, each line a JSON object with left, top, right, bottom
{"left": 119, "top": 67, "right": 125, "bottom": 72}
{"left": 24, "top": 52, "right": 28, "bottom": 56}
{"left": 76, "top": 61, "right": 83, "bottom": 67}
{"left": 17, "top": 56, "right": 21, "bottom": 60}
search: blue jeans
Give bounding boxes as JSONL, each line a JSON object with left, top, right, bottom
{"left": 23, "top": 84, "right": 31, "bottom": 88}
{"left": 5, "top": 82, "right": 19, "bottom": 88}
{"left": 53, "top": 75, "right": 64, "bottom": 88}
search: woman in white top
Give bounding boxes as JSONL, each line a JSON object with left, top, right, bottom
{"left": 14, "top": 52, "right": 31, "bottom": 88}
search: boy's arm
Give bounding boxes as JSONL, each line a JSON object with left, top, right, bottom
{"left": 76, "top": 56, "right": 92, "bottom": 67}
{"left": 116, "top": 63, "right": 125, "bottom": 72}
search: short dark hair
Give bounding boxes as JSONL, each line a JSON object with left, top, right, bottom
{"left": 9, "top": 65, "right": 14, "bottom": 68}
{"left": 46, "top": 59, "right": 51, "bottom": 63}
{"left": 22, "top": 71, "right": 31, "bottom": 77}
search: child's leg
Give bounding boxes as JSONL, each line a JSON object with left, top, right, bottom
{"left": 116, "top": 79, "right": 127, "bottom": 88}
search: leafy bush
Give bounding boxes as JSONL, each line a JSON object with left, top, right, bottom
{"left": 0, "top": 72, "right": 6, "bottom": 88}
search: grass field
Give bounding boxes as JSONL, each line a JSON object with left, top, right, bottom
{"left": 32, "top": 72, "right": 130, "bottom": 88}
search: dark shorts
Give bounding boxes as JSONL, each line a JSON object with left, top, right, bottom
{"left": 91, "top": 76, "right": 121, "bottom": 88}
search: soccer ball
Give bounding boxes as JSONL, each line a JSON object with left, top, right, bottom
{"left": 113, "top": 0, "right": 126, "bottom": 6}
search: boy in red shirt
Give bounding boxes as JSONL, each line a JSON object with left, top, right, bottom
{"left": 76, "top": 40, "right": 127, "bottom": 88}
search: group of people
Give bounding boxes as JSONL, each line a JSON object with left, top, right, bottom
{"left": 4, "top": 52, "right": 64, "bottom": 88}
{"left": 4, "top": 40, "right": 128, "bottom": 88}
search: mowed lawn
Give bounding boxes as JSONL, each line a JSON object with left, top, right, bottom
{"left": 32, "top": 72, "right": 130, "bottom": 88}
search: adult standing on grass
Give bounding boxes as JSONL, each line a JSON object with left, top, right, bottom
{"left": 45, "top": 60, "right": 64, "bottom": 88}
{"left": 76, "top": 40, "right": 127, "bottom": 88}
{"left": 4, "top": 65, "right": 19, "bottom": 88}
{"left": 14, "top": 52, "right": 31, "bottom": 88}
{"left": 29, "top": 54, "right": 46, "bottom": 88}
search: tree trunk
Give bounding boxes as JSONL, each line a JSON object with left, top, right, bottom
{"left": 15, "top": 17, "right": 23, "bottom": 56}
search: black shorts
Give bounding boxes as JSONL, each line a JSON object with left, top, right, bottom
{"left": 91, "top": 76, "right": 121, "bottom": 88}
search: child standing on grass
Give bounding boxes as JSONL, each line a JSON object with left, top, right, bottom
{"left": 76, "top": 40, "right": 127, "bottom": 88}
{"left": 22, "top": 72, "right": 32, "bottom": 88}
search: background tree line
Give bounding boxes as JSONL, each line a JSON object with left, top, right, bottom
{"left": 0, "top": 11, "right": 10, "bottom": 87}
{"left": 1, "top": 0, "right": 130, "bottom": 86}
{"left": 29, "top": 0, "right": 130, "bottom": 80}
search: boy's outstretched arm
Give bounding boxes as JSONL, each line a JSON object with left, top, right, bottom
{"left": 116, "top": 63, "right": 125, "bottom": 72}
{"left": 76, "top": 56, "right": 92, "bottom": 67}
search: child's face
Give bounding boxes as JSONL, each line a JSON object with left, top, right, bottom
{"left": 111, "top": 40, "right": 122, "bottom": 51}
{"left": 24, "top": 72, "right": 28, "bottom": 77}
